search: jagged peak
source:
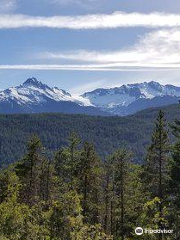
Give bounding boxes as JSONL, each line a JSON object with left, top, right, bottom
{"left": 147, "top": 81, "right": 162, "bottom": 88}
{"left": 52, "top": 87, "right": 72, "bottom": 97}
{"left": 22, "top": 77, "right": 48, "bottom": 89}
{"left": 148, "top": 80, "right": 160, "bottom": 85}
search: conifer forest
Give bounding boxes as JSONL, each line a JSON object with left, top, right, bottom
{"left": 0, "top": 109, "right": 180, "bottom": 239}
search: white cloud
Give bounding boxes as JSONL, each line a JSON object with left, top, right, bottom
{"left": 1, "top": 28, "right": 180, "bottom": 71}
{"left": 0, "top": 64, "right": 140, "bottom": 71}
{"left": 0, "top": 64, "right": 180, "bottom": 71}
{"left": 2, "top": 11, "right": 180, "bottom": 29}
{"left": 0, "top": 28, "right": 180, "bottom": 71}
{"left": 2, "top": 27, "right": 180, "bottom": 71}
{"left": 0, "top": 0, "right": 18, "bottom": 13}
{"left": 38, "top": 28, "right": 180, "bottom": 69}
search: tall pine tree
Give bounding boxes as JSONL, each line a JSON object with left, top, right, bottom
{"left": 142, "top": 110, "right": 169, "bottom": 239}
{"left": 15, "top": 135, "right": 43, "bottom": 206}
{"left": 105, "top": 149, "right": 142, "bottom": 240}
{"left": 78, "top": 141, "right": 103, "bottom": 225}
{"left": 168, "top": 108, "right": 180, "bottom": 238}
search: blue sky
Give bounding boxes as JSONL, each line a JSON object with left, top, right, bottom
{"left": 1, "top": 0, "right": 180, "bottom": 94}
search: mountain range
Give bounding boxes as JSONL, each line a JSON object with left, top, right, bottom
{"left": 0, "top": 78, "right": 108, "bottom": 116}
{"left": 0, "top": 78, "right": 179, "bottom": 115}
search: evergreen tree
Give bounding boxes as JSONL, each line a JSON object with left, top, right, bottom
{"left": 0, "top": 121, "right": 179, "bottom": 240}
{"left": 0, "top": 169, "right": 10, "bottom": 203}
{"left": 142, "top": 110, "right": 170, "bottom": 240}
{"left": 105, "top": 149, "right": 143, "bottom": 240}
{"left": 0, "top": 172, "right": 30, "bottom": 240}
{"left": 15, "top": 135, "right": 43, "bottom": 206}
{"left": 78, "top": 141, "right": 103, "bottom": 225}
{"left": 169, "top": 116, "right": 180, "bottom": 208}
{"left": 54, "top": 132, "right": 81, "bottom": 190}
{"left": 168, "top": 110, "right": 180, "bottom": 238}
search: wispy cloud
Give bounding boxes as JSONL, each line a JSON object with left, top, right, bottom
{"left": 38, "top": 28, "right": 180, "bottom": 69}
{"left": 0, "top": 0, "right": 18, "bottom": 13}
{"left": 1, "top": 27, "right": 180, "bottom": 71}
{"left": 2, "top": 12, "right": 180, "bottom": 29}
{"left": 2, "top": 27, "right": 180, "bottom": 71}
{"left": 2, "top": 16, "right": 180, "bottom": 71}
{"left": 1, "top": 64, "right": 180, "bottom": 71}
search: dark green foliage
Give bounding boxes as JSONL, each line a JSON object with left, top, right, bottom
{"left": 0, "top": 105, "right": 180, "bottom": 239}
{"left": 142, "top": 111, "right": 169, "bottom": 198}
{"left": 78, "top": 141, "right": 103, "bottom": 225}
{"left": 0, "top": 135, "right": 114, "bottom": 240}
{"left": 0, "top": 104, "right": 180, "bottom": 168}
{"left": 142, "top": 111, "right": 170, "bottom": 240}
{"left": 15, "top": 135, "right": 44, "bottom": 205}
{"left": 169, "top": 117, "right": 180, "bottom": 208}
{"left": 104, "top": 149, "right": 143, "bottom": 240}
{"left": 168, "top": 109, "right": 180, "bottom": 238}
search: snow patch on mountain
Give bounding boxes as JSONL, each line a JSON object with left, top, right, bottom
{"left": 0, "top": 77, "right": 90, "bottom": 107}
{"left": 82, "top": 81, "right": 180, "bottom": 110}
{"left": 0, "top": 78, "right": 180, "bottom": 116}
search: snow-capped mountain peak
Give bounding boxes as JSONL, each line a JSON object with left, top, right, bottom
{"left": 23, "top": 77, "right": 43, "bottom": 86}
{"left": 0, "top": 78, "right": 109, "bottom": 115}
{"left": 0, "top": 79, "right": 179, "bottom": 116}
{"left": 0, "top": 78, "right": 83, "bottom": 106}
{"left": 82, "top": 81, "right": 180, "bottom": 115}
{"left": 21, "top": 77, "right": 53, "bottom": 91}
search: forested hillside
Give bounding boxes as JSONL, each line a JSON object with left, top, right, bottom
{"left": 0, "top": 109, "right": 180, "bottom": 239}
{"left": 0, "top": 104, "right": 180, "bottom": 167}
